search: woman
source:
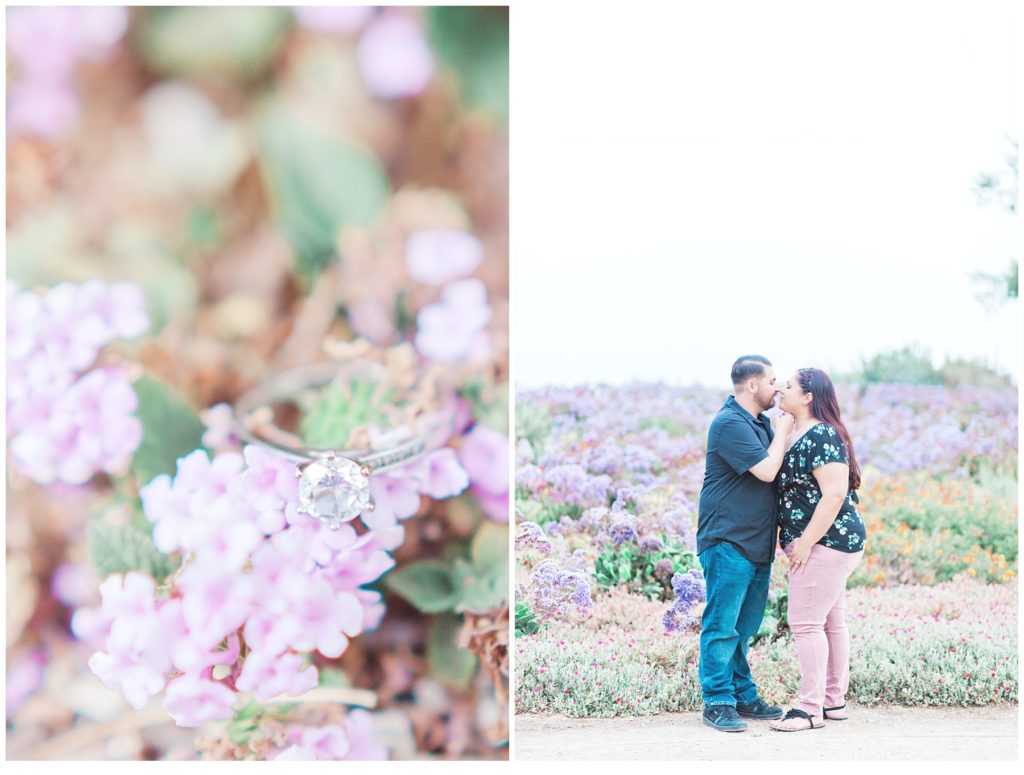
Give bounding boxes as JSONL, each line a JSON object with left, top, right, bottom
{"left": 769, "top": 367, "right": 867, "bottom": 732}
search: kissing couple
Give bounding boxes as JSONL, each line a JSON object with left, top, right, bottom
{"left": 696, "top": 355, "right": 867, "bottom": 732}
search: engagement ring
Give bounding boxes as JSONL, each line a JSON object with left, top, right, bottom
{"left": 234, "top": 357, "right": 458, "bottom": 531}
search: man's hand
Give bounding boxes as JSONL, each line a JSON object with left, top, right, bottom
{"left": 772, "top": 412, "right": 795, "bottom": 437}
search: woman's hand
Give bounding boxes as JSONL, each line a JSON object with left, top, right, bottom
{"left": 789, "top": 536, "right": 813, "bottom": 573}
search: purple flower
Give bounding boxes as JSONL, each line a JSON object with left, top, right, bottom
{"left": 406, "top": 447, "right": 470, "bottom": 499}
{"left": 281, "top": 580, "right": 364, "bottom": 659}
{"left": 344, "top": 709, "right": 389, "bottom": 760}
{"left": 7, "top": 649, "right": 47, "bottom": 717}
{"left": 529, "top": 559, "right": 593, "bottom": 621}
{"left": 200, "top": 403, "right": 241, "bottom": 454}
{"left": 406, "top": 230, "right": 484, "bottom": 286}
{"left": 10, "top": 366, "right": 142, "bottom": 485}
{"left": 515, "top": 521, "right": 552, "bottom": 555}
{"left": 639, "top": 536, "right": 664, "bottom": 554}
{"left": 141, "top": 450, "right": 249, "bottom": 554}
{"left": 356, "top": 12, "right": 434, "bottom": 99}
{"left": 235, "top": 649, "right": 319, "bottom": 702}
{"left": 176, "top": 563, "right": 255, "bottom": 650}
{"left": 293, "top": 5, "right": 373, "bottom": 34}
{"left": 297, "top": 724, "right": 351, "bottom": 760}
{"left": 458, "top": 424, "right": 509, "bottom": 521}
{"left": 414, "top": 279, "right": 492, "bottom": 363}
{"left": 367, "top": 473, "right": 422, "bottom": 528}
{"left": 162, "top": 673, "right": 236, "bottom": 728}
{"left": 608, "top": 518, "right": 638, "bottom": 547}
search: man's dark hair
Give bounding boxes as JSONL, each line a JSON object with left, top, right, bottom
{"left": 731, "top": 354, "right": 772, "bottom": 387}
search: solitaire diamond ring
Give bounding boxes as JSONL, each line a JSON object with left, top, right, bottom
{"left": 233, "top": 358, "right": 458, "bottom": 530}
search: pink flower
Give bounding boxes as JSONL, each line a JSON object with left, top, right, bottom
{"left": 185, "top": 508, "right": 262, "bottom": 572}
{"left": 273, "top": 745, "right": 318, "bottom": 761}
{"left": 10, "top": 366, "right": 142, "bottom": 485}
{"left": 458, "top": 424, "right": 509, "bottom": 521}
{"left": 473, "top": 485, "right": 509, "bottom": 523}
{"left": 406, "top": 447, "right": 470, "bottom": 499}
{"left": 140, "top": 474, "right": 193, "bottom": 554}
{"left": 345, "top": 709, "right": 389, "bottom": 760}
{"left": 299, "top": 724, "right": 350, "bottom": 759}
{"left": 235, "top": 649, "right": 319, "bottom": 702}
{"left": 200, "top": 403, "right": 241, "bottom": 454}
{"left": 177, "top": 563, "right": 255, "bottom": 650}
{"left": 414, "top": 279, "right": 492, "bottom": 363}
{"left": 239, "top": 444, "right": 299, "bottom": 533}
{"left": 355, "top": 590, "right": 387, "bottom": 632}
{"left": 243, "top": 610, "right": 301, "bottom": 657}
{"left": 357, "top": 12, "right": 435, "bottom": 99}
{"left": 162, "top": 673, "right": 236, "bottom": 728}
{"left": 98, "top": 572, "right": 158, "bottom": 654}
{"left": 294, "top": 5, "right": 373, "bottom": 34}
{"left": 89, "top": 649, "right": 168, "bottom": 710}
{"left": 6, "top": 77, "right": 79, "bottom": 140}
{"left": 7, "top": 649, "right": 47, "bottom": 717}
{"left": 322, "top": 542, "right": 395, "bottom": 590}
{"left": 406, "top": 230, "right": 484, "bottom": 286}
{"left": 142, "top": 450, "right": 249, "bottom": 553}
{"left": 50, "top": 561, "right": 97, "bottom": 608}
{"left": 282, "top": 578, "right": 364, "bottom": 658}
{"left": 367, "top": 474, "right": 422, "bottom": 527}
{"left": 77, "top": 279, "right": 149, "bottom": 340}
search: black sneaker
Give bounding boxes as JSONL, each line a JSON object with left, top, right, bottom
{"left": 702, "top": 704, "right": 748, "bottom": 732}
{"left": 736, "top": 698, "right": 784, "bottom": 720}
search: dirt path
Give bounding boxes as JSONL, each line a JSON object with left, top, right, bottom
{"left": 514, "top": 703, "right": 1018, "bottom": 760}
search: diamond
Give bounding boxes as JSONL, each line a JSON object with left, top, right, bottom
{"left": 296, "top": 455, "right": 372, "bottom": 529}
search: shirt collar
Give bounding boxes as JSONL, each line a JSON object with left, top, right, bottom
{"left": 725, "top": 394, "right": 767, "bottom": 425}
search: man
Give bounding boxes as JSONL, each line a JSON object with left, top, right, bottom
{"left": 696, "top": 354, "right": 794, "bottom": 732}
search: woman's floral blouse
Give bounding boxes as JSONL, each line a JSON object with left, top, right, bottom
{"left": 777, "top": 422, "right": 867, "bottom": 553}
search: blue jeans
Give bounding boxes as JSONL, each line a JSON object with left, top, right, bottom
{"left": 698, "top": 540, "right": 772, "bottom": 707}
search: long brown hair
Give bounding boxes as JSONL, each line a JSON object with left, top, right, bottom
{"left": 797, "top": 367, "right": 861, "bottom": 491}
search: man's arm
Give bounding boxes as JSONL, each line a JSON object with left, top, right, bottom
{"left": 747, "top": 430, "right": 790, "bottom": 482}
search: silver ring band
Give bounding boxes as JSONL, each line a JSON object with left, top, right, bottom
{"left": 233, "top": 360, "right": 458, "bottom": 476}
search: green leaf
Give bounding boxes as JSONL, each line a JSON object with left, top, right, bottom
{"left": 131, "top": 376, "right": 206, "bottom": 487}
{"left": 257, "top": 104, "right": 390, "bottom": 283}
{"left": 88, "top": 520, "right": 178, "bottom": 582}
{"left": 470, "top": 520, "right": 508, "bottom": 569}
{"left": 427, "top": 613, "right": 477, "bottom": 691}
{"left": 514, "top": 601, "right": 539, "bottom": 637}
{"left": 426, "top": 7, "right": 508, "bottom": 124}
{"left": 136, "top": 7, "right": 291, "bottom": 81}
{"left": 384, "top": 560, "right": 460, "bottom": 613}
{"left": 453, "top": 557, "right": 507, "bottom": 613}
{"left": 317, "top": 667, "right": 353, "bottom": 689}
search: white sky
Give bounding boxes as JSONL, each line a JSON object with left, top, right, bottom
{"left": 512, "top": 0, "right": 1020, "bottom": 388}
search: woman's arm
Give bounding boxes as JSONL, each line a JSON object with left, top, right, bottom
{"left": 788, "top": 462, "right": 849, "bottom": 572}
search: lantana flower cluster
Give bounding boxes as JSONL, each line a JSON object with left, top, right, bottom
{"left": 271, "top": 711, "right": 387, "bottom": 760}
{"left": 6, "top": 6, "right": 129, "bottom": 138}
{"left": 79, "top": 439, "right": 475, "bottom": 729}
{"left": 6, "top": 279, "right": 149, "bottom": 484}
{"left": 293, "top": 6, "right": 435, "bottom": 101}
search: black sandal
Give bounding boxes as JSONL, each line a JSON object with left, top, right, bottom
{"left": 823, "top": 704, "right": 848, "bottom": 721}
{"left": 769, "top": 708, "right": 824, "bottom": 732}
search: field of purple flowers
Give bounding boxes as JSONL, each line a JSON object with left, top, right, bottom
{"left": 514, "top": 381, "right": 1018, "bottom": 716}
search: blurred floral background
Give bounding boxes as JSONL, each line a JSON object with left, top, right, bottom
{"left": 6, "top": 5, "right": 508, "bottom": 761}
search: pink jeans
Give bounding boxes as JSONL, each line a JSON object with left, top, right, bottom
{"left": 784, "top": 542, "right": 864, "bottom": 718}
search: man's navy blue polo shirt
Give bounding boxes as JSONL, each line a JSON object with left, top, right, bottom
{"left": 697, "top": 395, "right": 777, "bottom": 565}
